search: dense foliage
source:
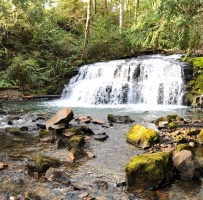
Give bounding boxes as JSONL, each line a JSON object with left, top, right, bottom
{"left": 0, "top": 0, "right": 203, "bottom": 93}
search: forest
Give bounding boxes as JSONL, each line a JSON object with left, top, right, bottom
{"left": 0, "top": 0, "right": 203, "bottom": 95}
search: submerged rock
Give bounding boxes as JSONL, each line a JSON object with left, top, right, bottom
{"left": 45, "top": 167, "right": 71, "bottom": 186}
{"left": 5, "top": 127, "right": 21, "bottom": 135}
{"left": 126, "top": 124, "right": 160, "bottom": 149}
{"left": 125, "top": 152, "right": 173, "bottom": 189}
{"left": 107, "top": 114, "right": 134, "bottom": 123}
{"left": 94, "top": 132, "right": 109, "bottom": 141}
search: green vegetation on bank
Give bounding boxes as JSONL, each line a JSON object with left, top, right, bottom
{"left": 186, "top": 57, "right": 203, "bottom": 104}
{"left": 0, "top": 0, "right": 203, "bottom": 95}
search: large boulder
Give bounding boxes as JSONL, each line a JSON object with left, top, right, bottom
{"left": 172, "top": 150, "right": 202, "bottom": 180}
{"left": 45, "top": 108, "right": 74, "bottom": 130}
{"left": 126, "top": 124, "right": 160, "bottom": 149}
{"left": 125, "top": 152, "right": 173, "bottom": 189}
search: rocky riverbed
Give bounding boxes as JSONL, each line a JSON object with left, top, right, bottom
{"left": 1, "top": 102, "right": 203, "bottom": 200}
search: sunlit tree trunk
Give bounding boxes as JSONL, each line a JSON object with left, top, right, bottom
{"left": 104, "top": 0, "right": 107, "bottom": 16}
{"left": 82, "top": 0, "right": 92, "bottom": 61}
{"left": 134, "top": 0, "right": 139, "bottom": 25}
{"left": 119, "top": 0, "right": 124, "bottom": 34}
{"left": 93, "top": 0, "right": 97, "bottom": 14}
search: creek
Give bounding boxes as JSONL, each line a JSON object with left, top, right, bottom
{"left": 1, "top": 54, "right": 203, "bottom": 199}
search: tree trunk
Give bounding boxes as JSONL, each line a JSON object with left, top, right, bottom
{"left": 134, "top": 0, "right": 139, "bottom": 25}
{"left": 119, "top": 0, "right": 124, "bottom": 34}
{"left": 104, "top": 0, "right": 107, "bottom": 16}
{"left": 82, "top": 0, "right": 92, "bottom": 61}
{"left": 93, "top": 0, "right": 96, "bottom": 14}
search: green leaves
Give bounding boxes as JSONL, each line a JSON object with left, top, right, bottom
{"left": 5, "top": 56, "right": 47, "bottom": 89}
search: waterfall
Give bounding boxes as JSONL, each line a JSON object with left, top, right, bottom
{"left": 62, "top": 55, "right": 185, "bottom": 106}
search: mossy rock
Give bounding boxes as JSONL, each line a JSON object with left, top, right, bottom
{"left": 68, "top": 135, "right": 85, "bottom": 149}
{"left": 64, "top": 127, "right": 84, "bottom": 135}
{"left": 5, "top": 127, "right": 21, "bottom": 135}
{"left": 169, "top": 122, "right": 178, "bottom": 129}
{"left": 34, "top": 154, "right": 61, "bottom": 173}
{"left": 108, "top": 114, "right": 134, "bottom": 123}
{"left": 173, "top": 135, "right": 188, "bottom": 144}
{"left": 68, "top": 147, "right": 87, "bottom": 162}
{"left": 183, "top": 128, "right": 201, "bottom": 136}
{"left": 197, "top": 129, "right": 203, "bottom": 144}
{"left": 126, "top": 124, "right": 159, "bottom": 149}
{"left": 176, "top": 143, "right": 193, "bottom": 153}
{"left": 155, "top": 114, "right": 183, "bottom": 126}
{"left": 39, "top": 129, "right": 52, "bottom": 138}
{"left": 125, "top": 152, "right": 173, "bottom": 189}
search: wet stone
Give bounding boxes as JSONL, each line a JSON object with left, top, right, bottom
{"left": 20, "top": 126, "right": 28, "bottom": 131}
{"left": 68, "top": 147, "right": 87, "bottom": 162}
{"left": 94, "top": 132, "right": 109, "bottom": 141}
{"left": 5, "top": 127, "right": 21, "bottom": 135}
{"left": 45, "top": 167, "right": 71, "bottom": 186}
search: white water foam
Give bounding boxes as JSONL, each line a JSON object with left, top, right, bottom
{"left": 60, "top": 54, "right": 185, "bottom": 108}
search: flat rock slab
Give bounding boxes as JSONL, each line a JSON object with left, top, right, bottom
{"left": 46, "top": 108, "right": 74, "bottom": 130}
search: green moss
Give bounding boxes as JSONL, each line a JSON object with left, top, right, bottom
{"left": 173, "top": 135, "right": 188, "bottom": 144}
{"left": 34, "top": 154, "right": 61, "bottom": 173}
{"left": 165, "top": 114, "right": 179, "bottom": 122}
{"left": 186, "top": 57, "right": 203, "bottom": 104}
{"left": 126, "top": 124, "right": 159, "bottom": 149}
{"left": 69, "top": 135, "right": 84, "bottom": 143}
{"left": 176, "top": 143, "right": 193, "bottom": 152}
{"left": 66, "top": 127, "right": 83, "bottom": 134}
{"left": 169, "top": 121, "right": 178, "bottom": 129}
{"left": 155, "top": 114, "right": 183, "bottom": 126}
{"left": 197, "top": 129, "right": 203, "bottom": 144}
{"left": 39, "top": 129, "right": 51, "bottom": 138}
{"left": 125, "top": 152, "right": 172, "bottom": 188}
{"left": 68, "top": 135, "right": 85, "bottom": 149}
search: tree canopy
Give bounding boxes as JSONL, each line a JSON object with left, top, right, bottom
{"left": 0, "top": 0, "right": 203, "bottom": 92}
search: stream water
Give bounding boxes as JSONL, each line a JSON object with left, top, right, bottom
{"left": 1, "top": 55, "right": 203, "bottom": 199}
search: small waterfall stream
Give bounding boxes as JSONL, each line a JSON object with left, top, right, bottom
{"left": 62, "top": 54, "right": 185, "bottom": 105}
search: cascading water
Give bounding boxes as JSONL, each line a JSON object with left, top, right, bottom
{"left": 62, "top": 54, "right": 185, "bottom": 106}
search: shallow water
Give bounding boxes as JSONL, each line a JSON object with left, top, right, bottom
{"left": 1, "top": 100, "right": 203, "bottom": 199}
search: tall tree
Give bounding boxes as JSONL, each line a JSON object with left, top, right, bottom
{"left": 104, "top": 0, "right": 107, "bottom": 16}
{"left": 82, "top": 0, "right": 92, "bottom": 61}
{"left": 119, "top": 0, "right": 124, "bottom": 34}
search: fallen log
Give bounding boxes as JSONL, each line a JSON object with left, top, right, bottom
{"left": 22, "top": 95, "right": 61, "bottom": 100}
